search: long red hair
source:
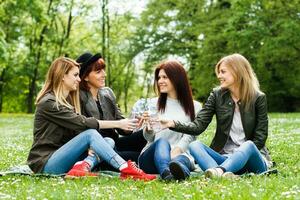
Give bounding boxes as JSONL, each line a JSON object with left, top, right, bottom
{"left": 154, "top": 60, "right": 195, "bottom": 120}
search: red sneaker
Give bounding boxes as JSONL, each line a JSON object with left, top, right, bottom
{"left": 65, "top": 161, "right": 98, "bottom": 178}
{"left": 120, "top": 160, "right": 156, "bottom": 181}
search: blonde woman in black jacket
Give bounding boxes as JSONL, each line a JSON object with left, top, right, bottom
{"left": 161, "top": 54, "right": 272, "bottom": 178}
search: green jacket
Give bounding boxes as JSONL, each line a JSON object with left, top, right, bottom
{"left": 80, "top": 87, "right": 126, "bottom": 141}
{"left": 27, "top": 93, "right": 99, "bottom": 173}
{"left": 173, "top": 88, "right": 269, "bottom": 152}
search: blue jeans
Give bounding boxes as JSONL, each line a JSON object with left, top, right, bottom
{"left": 43, "top": 129, "right": 126, "bottom": 174}
{"left": 189, "top": 140, "right": 267, "bottom": 174}
{"left": 138, "top": 138, "right": 192, "bottom": 175}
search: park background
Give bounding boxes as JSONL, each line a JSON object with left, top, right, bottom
{"left": 0, "top": 0, "right": 299, "bottom": 114}
{"left": 0, "top": 0, "right": 299, "bottom": 199}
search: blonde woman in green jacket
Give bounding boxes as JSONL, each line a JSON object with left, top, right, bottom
{"left": 27, "top": 57, "right": 156, "bottom": 181}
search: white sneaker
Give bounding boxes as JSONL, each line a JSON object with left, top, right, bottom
{"left": 222, "top": 172, "right": 239, "bottom": 179}
{"left": 205, "top": 168, "right": 223, "bottom": 178}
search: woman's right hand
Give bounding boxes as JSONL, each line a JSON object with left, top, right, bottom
{"left": 160, "top": 119, "right": 175, "bottom": 129}
{"left": 141, "top": 111, "right": 153, "bottom": 132}
{"left": 118, "top": 118, "right": 138, "bottom": 131}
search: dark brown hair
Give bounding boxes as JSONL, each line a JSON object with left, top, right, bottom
{"left": 79, "top": 58, "right": 106, "bottom": 91}
{"left": 154, "top": 60, "right": 195, "bottom": 120}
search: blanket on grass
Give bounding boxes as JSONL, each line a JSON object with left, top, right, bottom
{"left": 0, "top": 165, "right": 123, "bottom": 177}
{"left": 0, "top": 165, "right": 277, "bottom": 178}
{"left": 0, "top": 165, "right": 204, "bottom": 178}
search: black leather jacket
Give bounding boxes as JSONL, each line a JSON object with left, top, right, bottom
{"left": 173, "top": 88, "right": 268, "bottom": 152}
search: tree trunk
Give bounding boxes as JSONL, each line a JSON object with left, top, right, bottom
{"left": 26, "top": 0, "right": 53, "bottom": 113}
{"left": 106, "top": 0, "right": 111, "bottom": 87}
{"left": 101, "top": 0, "right": 111, "bottom": 86}
{"left": 57, "top": 20, "right": 66, "bottom": 56}
{"left": 58, "top": 0, "right": 74, "bottom": 56}
{"left": 0, "top": 68, "right": 6, "bottom": 112}
{"left": 123, "top": 61, "right": 135, "bottom": 113}
{"left": 27, "top": 67, "right": 38, "bottom": 113}
{"left": 101, "top": 0, "right": 106, "bottom": 60}
{"left": 0, "top": 13, "right": 13, "bottom": 112}
{"left": 27, "top": 26, "right": 46, "bottom": 113}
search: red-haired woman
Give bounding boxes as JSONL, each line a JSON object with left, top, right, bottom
{"left": 137, "top": 60, "right": 201, "bottom": 181}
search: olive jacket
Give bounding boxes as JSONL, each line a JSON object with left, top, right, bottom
{"left": 173, "top": 88, "right": 270, "bottom": 158}
{"left": 27, "top": 93, "right": 99, "bottom": 173}
{"left": 79, "top": 87, "right": 126, "bottom": 141}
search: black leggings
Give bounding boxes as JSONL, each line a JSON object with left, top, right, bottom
{"left": 96, "top": 130, "right": 146, "bottom": 171}
{"left": 116, "top": 130, "right": 146, "bottom": 151}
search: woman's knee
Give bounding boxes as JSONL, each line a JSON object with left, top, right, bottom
{"left": 238, "top": 140, "right": 259, "bottom": 156}
{"left": 84, "top": 129, "right": 101, "bottom": 140}
{"left": 189, "top": 140, "right": 205, "bottom": 152}
{"left": 104, "top": 137, "right": 115, "bottom": 148}
{"left": 156, "top": 138, "right": 170, "bottom": 147}
{"left": 243, "top": 140, "right": 256, "bottom": 150}
{"left": 154, "top": 138, "right": 171, "bottom": 153}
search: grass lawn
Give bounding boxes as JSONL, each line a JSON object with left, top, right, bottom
{"left": 0, "top": 113, "right": 299, "bottom": 199}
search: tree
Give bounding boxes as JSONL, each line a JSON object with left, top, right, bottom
{"left": 24, "top": 0, "right": 56, "bottom": 113}
{"left": 133, "top": 0, "right": 300, "bottom": 111}
{"left": 0, "top": 0, "right": 33, "bottom": 112}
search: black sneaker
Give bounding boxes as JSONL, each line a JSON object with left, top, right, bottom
{"left": 161, "top": 169, "right": 174, "bottom": 181}
{"left": 169, "top": 161, "right": 189, "bottom": 181}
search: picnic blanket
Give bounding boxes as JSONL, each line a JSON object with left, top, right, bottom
{"left": 0, "top": 165, "right": 277, "bottom": 178}
{"left": 0, "top": 165, "right": 121, "bottom": 177}
{"left": 0, "top": 165, "right": 204, "bottom": 178}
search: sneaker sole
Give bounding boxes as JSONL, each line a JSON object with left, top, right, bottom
{"left": 64, "top": 175, "right": 99, "bottom": 179}
{"left": 204, "top": 170, "right": 214, "bottom": 178}
{"left": 169, "top": 162, "right": 186, "bottom": 181}
{"left": 222, "top": 172, "right": 239, "bottom": 179}
{"left": 65, "top": 170, "right": 99, "bottom": 179}
{"left": 162, "top": 174, "right": 174, "bottom": 182}
{"left": 120, "top": 174, "right": 156, "bottom": 181}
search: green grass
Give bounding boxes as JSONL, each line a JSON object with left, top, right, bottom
{"left": 0, "top": 113, "right": 299, "bottom": 199}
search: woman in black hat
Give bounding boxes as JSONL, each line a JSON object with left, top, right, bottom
{"left": 77, "top": 52, "right": 147, "bottom": 166}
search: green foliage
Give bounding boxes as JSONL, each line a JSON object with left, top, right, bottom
{"left": 133, "top": 0, "right": 300, "bottom": 111}
{"left": 0, "top": 113, "right": 299, "bottom": 199}
{"left": 0, "top": 0, "right": 299, "bottom": 112}
{"left": 0, "top": 1, "right": 151, "bottom": 113}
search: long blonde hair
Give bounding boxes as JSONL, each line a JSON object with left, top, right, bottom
{"left": 215, "top": 53, "right": 261, "bottom": 110}
{"left": 36, "top": 57, "right": 81, "bottom": 113}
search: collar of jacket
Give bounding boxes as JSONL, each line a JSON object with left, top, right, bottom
{"left": 219, "top": 87, "right": 243, "bottom": 107}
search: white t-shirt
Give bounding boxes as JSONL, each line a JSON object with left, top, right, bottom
{"left": 132, "top": 97, "right": 201, "bottom": 168}
{"left": 222, "top": 103, "right": 246, "bottom": 154}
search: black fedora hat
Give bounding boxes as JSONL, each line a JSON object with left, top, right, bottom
{"left": 76, "top": 52, "right": 102, "bottom": 75}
